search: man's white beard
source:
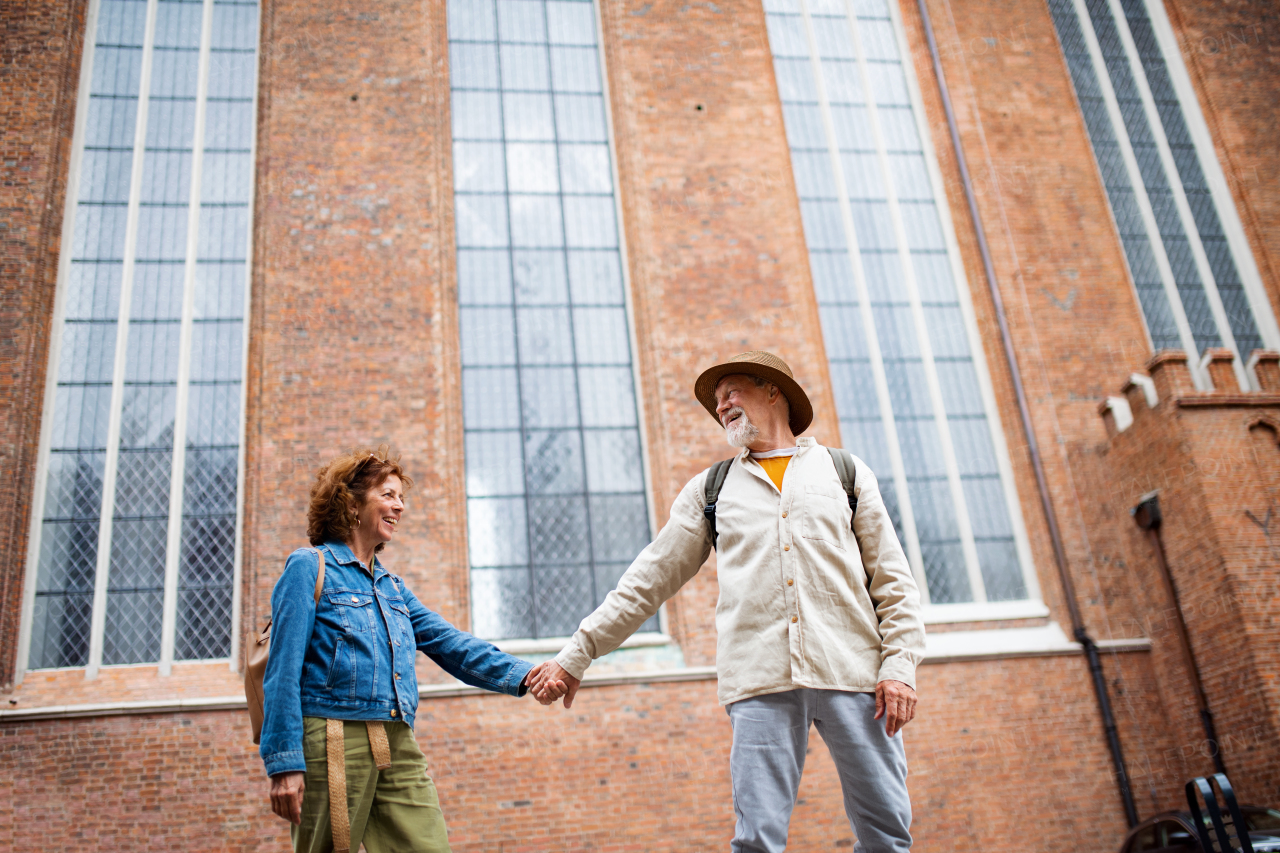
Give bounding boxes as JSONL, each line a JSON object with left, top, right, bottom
{"left": 724, "top": 408, "right": 760, "bottom": 448}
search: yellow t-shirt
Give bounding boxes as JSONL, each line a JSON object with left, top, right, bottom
{"left": 756, "top": 455, "right": 791, "bottom": 491}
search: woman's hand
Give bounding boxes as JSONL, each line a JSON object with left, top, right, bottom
{"left": 270, "top": 771, "right": 306, "bottom": 824}
{"left": 526, "top": 661, "right": 570, "bottom": 705}
{"left": 526, "top": 660, "right": 580, "bottom": 707}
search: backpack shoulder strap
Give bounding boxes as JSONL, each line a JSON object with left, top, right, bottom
{"left": 312, "top": 547, "right": 326, "bottom": 604}
{"left": 702, "top": 458, "right": 735, "bottom": 549}
{"left": 826, "top": 447, "right": 859, "bottom": 530}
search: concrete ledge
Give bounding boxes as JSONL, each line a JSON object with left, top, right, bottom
{"left": 0, "top": 695, "right": 249, "bottom": 723}
{"left": 0, "top": 632, "right": 1152, "bottom": 722}
{"left": 924, "top": 623, "right": 1151, "bottom": 663}
{"left": 495, "top": 632, "right": 671, "bottom": 655}
{"left": 922, "top": 599, "right": 1050, "bottom": 624}
{"left": 415, "top": 665, "right": 720, "bottom": 700}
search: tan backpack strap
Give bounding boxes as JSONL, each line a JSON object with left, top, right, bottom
{"left": 366, "top": 721, "right": 392, "bottom": 770}
{"left": 326, "top": 719, "right": 351, "bottom": 853}
{"left": 312, "top": 548, "right": 326, "bottom": 604}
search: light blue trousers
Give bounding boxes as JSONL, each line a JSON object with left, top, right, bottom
{"left": 726, "top": 689, "right": 912, "bottom": 853}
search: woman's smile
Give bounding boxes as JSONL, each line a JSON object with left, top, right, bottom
{"left": 358, "top": 475, "right": 405, "bottom": 544}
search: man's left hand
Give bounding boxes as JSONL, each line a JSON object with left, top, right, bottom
{"left": 874, "top": 680, "right": 917, "bottom": 737}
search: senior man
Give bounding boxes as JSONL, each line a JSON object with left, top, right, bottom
{"left": 531, "top": 351, "right": 925, "bottom": 852}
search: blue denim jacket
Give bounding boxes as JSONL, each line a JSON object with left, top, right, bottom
{"left": 259, "top": 541, "right": 533, "bottom": 776}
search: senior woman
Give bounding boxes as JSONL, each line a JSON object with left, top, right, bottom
{"left": 260, "top": 448, "right": 565, "bottom": 853}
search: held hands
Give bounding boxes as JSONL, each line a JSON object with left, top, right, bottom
{"left": 874, "top": 679, "right": 917, "bottom": 737}
{"left": 525, "top": 660, "right": 582, "bottom": 708}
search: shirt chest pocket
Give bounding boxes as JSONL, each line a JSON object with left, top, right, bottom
{"left": 801, "top": 485, "right": 847, "bottom": 550}
{"left": 328, "top": 592, "right": 376, "bottom": 632}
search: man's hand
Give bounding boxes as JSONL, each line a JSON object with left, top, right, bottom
{"left": 874, "top": 680, "right": 917, "bottom": 737}
{"left": 525, "top": 661, "right": 569, "bottom": 706}
{"left": 527, "top": 660, "right": 582, "bottom": 708}
{"left": 269, "top": 771, "right": 305, "bottom": 825}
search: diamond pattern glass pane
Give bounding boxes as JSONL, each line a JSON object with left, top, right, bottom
{"left": 1046, "top": 0, "right": 1182, "bottom": 351}
{"left": 1048, "top": 0, "right": 1270, "bottom": 362}
{"left": 450, "top": 0, "right": 655, "bottom": 639}
{"left": 27, "top": 0, "right": 256, "bottom": 670}
{"left": 766, "top": 1, "right": 1030, "bottom": 605}
{"left": 1116, "top": 0, "right": 1263, "bottom": 358}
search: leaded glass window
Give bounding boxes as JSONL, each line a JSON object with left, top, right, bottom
{"left": 1047, "top": 0, "right": 1277, "bottom": 384}
{"left": 447, "top": 0, "right": 656, "bottom": 640}
{"left": 764, "top": 0, "right": 1035, "bottom": 607}
{"left": 22, "top": 0, "right": 257, "bottom": 675}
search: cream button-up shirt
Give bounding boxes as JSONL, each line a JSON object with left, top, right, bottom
{"left": 555, "top": 437, "right": 926, "bottom": 706}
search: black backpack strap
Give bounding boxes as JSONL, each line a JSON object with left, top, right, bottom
{"left": 827, "top": 447, "right": 858, "bottom": 530}
{"left": 703, "top": 458, "right": 735, "bottom": 550}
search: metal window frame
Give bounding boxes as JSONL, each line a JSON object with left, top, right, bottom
{"left": 591, "top": 0, "right": 669, "bottom": 637}
{"left": 1061, "top": 0, "right": 1280, "bottom": 388}
{"left": 1100, "top": 0, "right": 1244, "bottom": 387}
{"left": 781, "top": 0, "right": 1041, "bottom": 608}
{"left": 228, "top": 0, "right": 263, "bottom": 674}
{"left": 842, "top": 0, "right": 988, "bottom": 602}
{"left": 448, "top": 0, "right": 667, "bottom": 642}
{"left": 16, "top": 0, "right": 258, "bottom": 682}
{"left": 159, "top": 0, "right": 215, "bottom": 677}
{"left": 884, "top": 0, "right": 1040, "bottom": 606}
{"left": 794, "top": 0, "right": 928, "bottom": 597}
{"left": 1067, "top": 0, "right": 1205, "bottom": 387}
{"left": 1139, "top": 0, "right": 1280, "bottom": 359}
{"left": 85, "top": 0, "right": 161, "bottom": 680}
{"left": 15, "top": 0, "right": 104, "bottom": 686}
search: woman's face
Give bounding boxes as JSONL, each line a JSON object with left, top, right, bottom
{"left": 356, "top": 474, "right": 405, "bottom": 545}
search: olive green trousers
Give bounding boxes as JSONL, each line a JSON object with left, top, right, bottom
{"left": 293, "top": 717, "right": 451, "bottom": 853}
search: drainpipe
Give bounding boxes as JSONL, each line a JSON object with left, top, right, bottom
{"left": 1131, "top": 493, "right": 1227, "bottom": 776}
{"left": 913, "top": 0, "right": 1140, "bottom": 828}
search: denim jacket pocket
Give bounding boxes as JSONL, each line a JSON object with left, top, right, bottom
{"left": 325, "top": 635, "right": 357, "bottom": 697}
{"left": 328, "top": 592, "right": 376, "bottom": 632}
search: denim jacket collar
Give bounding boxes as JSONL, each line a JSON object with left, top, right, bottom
{"left": 322, "top": 540, "right": 388, "bottom": 577}
{"left": 322, "top": 540, "right": 360, "bottom": 565}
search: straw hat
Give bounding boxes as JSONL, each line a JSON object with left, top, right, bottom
{"left": 693, "top": 351, "right": 813, "bottom": 435}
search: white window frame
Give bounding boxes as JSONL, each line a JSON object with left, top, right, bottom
{"left": 771, "top": 0, "right": 1041, "bottom": 616}
{"left": 16, "top": 0, "right": 259, "bottom": 682}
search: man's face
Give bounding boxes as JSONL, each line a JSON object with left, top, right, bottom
{"left": 715, "top": 375, "right": 773, "bottom": 447}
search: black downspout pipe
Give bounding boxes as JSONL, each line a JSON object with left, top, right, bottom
{"left": 913, "top": 0, "right": 1140, "bottom": 829}
{"left": 1132, "top": 494, "right": 1227, "bottom": 777}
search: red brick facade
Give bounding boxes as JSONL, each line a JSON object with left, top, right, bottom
{"left": 2, "top": 0, "right": 1278, "bottom": 850}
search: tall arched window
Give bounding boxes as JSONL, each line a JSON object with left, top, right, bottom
{"left": 21, "top": 0, "right": 259, "bottom": 677}
{"left": 765, "top": 0, "right": 1039, "bottom": 613}
{"left": 447, "top": 0, "right": 656, "bottom": 640}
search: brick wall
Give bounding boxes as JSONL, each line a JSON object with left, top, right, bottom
{"left": 243, "top": 0, "right": 471, "bottom": 692}
{"left": 1100, "top": 351, "right": 1280, "bottom": 804}
{"left": 1, "top": 652, "right": 1173, "bottom": 853}
{"left": 2, "top": 0, "right": 1279, "bottom": 848}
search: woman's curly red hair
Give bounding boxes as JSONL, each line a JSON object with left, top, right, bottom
{"left": 307, "top": 445, "right": 414, "bottom": 551}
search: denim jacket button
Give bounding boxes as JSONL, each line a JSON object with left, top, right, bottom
{"left": 390, "top": 709, "right": 398, "bottom": 717}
